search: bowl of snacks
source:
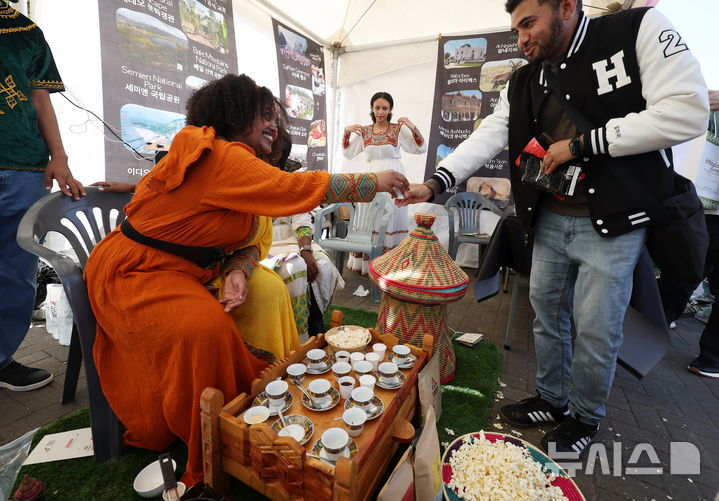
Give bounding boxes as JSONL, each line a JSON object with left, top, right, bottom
{"left": 442, "top": 431, "right": 585, "bottom": 501}
{"left": 324, "top": 325, "right": 371, "bottom": 354}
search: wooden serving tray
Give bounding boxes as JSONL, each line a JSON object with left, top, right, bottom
{"left": 200, "top": 311, "right": 433, "bottom": 501}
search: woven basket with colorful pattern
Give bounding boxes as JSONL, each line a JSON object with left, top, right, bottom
{"left": 369, "top": 213, "right": 469, "bottom": 304}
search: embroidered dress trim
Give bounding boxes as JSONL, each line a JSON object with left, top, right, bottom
{"left": 30, "top": 79, "right": 64, "bottom": 90}
{"left": 223, "top": 245, "right": 261, "bottom": 279}
{"left": 325, "top": 173, "right": 377, "bottom": 203}
{"left": 362, "top": 123, "right": 401, "bottom": 147}
{"left": 342, "top": 130, "right": 352, "bottom": 149}
{"left": 296, "top": 226, "right": 312, "bottom": 239}
{"left": 0, "top": 6, "right": 21, "bottom": 19}
{"left": 290, "top": 293, "right": 309, "bottom": 336}
{"left": 0, "top": 24, "right": 35, "bottom": 34}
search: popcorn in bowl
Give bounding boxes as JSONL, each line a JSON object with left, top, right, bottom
{"left": 325, "top": 325, "right": 371, "bottom": 350}
{"left": 446, "top": 431, "right": 566, "bottom": 501}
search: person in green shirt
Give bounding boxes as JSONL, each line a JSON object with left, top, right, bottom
{"left": 0, "top": 0, "right": 85, "bottom": 392}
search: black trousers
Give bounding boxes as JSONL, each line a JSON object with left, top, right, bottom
{"left": 660, "top": 214, "right": 719, "bottom": 360}
{"left": 697, "top": 215, "right": 719, "bottom": 361}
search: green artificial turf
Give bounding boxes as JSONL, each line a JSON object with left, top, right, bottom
{"left": 10, "top": 305, "right": 500, "bottom": 500}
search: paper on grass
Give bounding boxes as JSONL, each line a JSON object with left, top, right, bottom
{"left": 24, "top": 427, "right": 93, "bottom": 465}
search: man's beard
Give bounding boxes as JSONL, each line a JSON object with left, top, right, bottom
{"left": 531, "top": 13, "right": 565, "bottom": 63}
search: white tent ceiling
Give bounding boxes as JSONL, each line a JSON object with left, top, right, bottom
{"left": 252, "top": 0, "right": 635, "bottom": 50}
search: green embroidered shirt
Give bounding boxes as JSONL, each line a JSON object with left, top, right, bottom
{"left": 0, "top": 5, "right": 64, "bottom": 171}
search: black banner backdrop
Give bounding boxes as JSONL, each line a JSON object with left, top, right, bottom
{"left": 423, "top": 30, "right": 526, "bottom": 207}
{"left": 99, "top": 0, "right": 237, "bottom": 182}
{"left": 272, "top": 19, "right": 328, "bottom": 171}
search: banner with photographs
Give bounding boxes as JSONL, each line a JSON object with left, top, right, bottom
{"left": 272, "top": 19, "right": 327, "bottom": 171}
{"left": 423, "top": 31, "right": 526, "bottom": 207}
{"left": 98, "top": 0, "right": 237, "bottom": 182}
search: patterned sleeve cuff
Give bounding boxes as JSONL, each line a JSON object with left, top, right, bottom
{"left": 430, "top": 167, "right": 455, "bottom": 194}
{"left": 296, "top": 226, "right": 313, "bottom": 239}
{"left": 324, "top": 173, "right": 378, "bottom": 203}
{"left": 586, "top": 127, "right": 609, "bottom": 155}
{"left": 342, "top": 130, "right": 352, "bottom": 149}
{"left": 223, "top": 245, "right": 261, "bottom": 279}
{"left": 412, "top": 129, "right": 425, "bottom": 146}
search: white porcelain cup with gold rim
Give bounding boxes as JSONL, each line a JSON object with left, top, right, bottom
{"left": 308, "top": 378, "right": 331, "bottom": 407}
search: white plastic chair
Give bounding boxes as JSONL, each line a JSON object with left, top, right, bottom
{"left": 314, "top": 193, "right": 395, "bottom": 303}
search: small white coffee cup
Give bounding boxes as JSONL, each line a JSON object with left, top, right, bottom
{"left": 392, "top": 344, "right": 410, "bottom": 365}
{"left": 321, "top": 427, "right": 349, "bottom": 461}
{"left": 335, "top": 350, "right": 351, "bottom": 364}
{"left": 287, "top": 363, "right": 307, "bottom": 383}
{"left": 308, "top": 378, "right": 331, "bottom": 407}
{"left": 359, "top": 374, "right": 376, "bottom": 391}
{"left": 354, "top": 360, "right": 373, "bottom": 378}
{"left": 307, "top": 348, "right": 327, "bottom": 369}
{"left": 349, "top": 352, "right": 365, "bottom": 369}
{"left": 372, "top": 343, "right": 387, "bottom": 360}
{"left": 365, "top": 352, "right": 381, "bottom": 371}
{"left": 332, "top": 361, "right": 352, "bottom": 381}
{"left": 378, "top": 362, "right": 399, "bottom": 384}
{"left": 350, "top": 386, "right": 374, "bottom": 410}
{"left": 243, "top": 405, "right": 270, "bottom": 425}
{"left": 265, "top": 380, "right": 288, "bottom": 408}
{"left": 342, "top": 408, "right": 367, "bottom": 437}
{"left": 337, "top": 375, "right": 356, "bottom": 399}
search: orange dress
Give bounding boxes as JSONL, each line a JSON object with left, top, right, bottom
{"left": 85, "top": 126, "right": 339, "bottom": 486}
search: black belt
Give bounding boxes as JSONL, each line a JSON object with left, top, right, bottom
{"left": 120, "top": 219, "right": 226, "bottom": 269}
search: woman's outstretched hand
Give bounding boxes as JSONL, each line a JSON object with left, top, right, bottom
{"left": 397, "top": 117, "right": 417, "bottom": 132}
{"left": 220, "top": 269, "right": 248, "bottom": 312}
{"left": 90, "top": 181, "right": 136, "bottom": 193}
{"left": 375, "top": 170, "right": 410, "bottom": 198}
{"left": 395, "top": 183, "right": 433, "bottom": 206}
{"left": 344, "top": 124, "right": 363, "bottom": 135}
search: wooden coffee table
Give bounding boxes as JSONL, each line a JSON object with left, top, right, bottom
{"left": 200, "top": 313, "right": 433, "bottom": 501}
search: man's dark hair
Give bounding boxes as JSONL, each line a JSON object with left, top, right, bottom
{"left": 505, "top": 0, "right": 582, "bottom": 14}
{"left": 185, "top": 73, "right": 275, "bottom": 140}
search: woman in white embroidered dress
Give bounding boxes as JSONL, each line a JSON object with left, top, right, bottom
{"left": 341, "top": 92, "right": 427, "bottom": 274}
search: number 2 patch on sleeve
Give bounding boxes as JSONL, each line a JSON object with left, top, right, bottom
{"left": 658, "top": 29, "right": 688, "bottom": 57}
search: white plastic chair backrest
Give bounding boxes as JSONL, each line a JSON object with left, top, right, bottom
{"left": 350, "top": 193, "right": 394, "bottom": 234}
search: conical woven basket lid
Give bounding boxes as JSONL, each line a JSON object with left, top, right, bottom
{"left": 369, "top": 213, "right": 469, "bottom": 304}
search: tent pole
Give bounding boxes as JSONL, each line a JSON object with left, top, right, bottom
{"left": 329, "top": 44, "right": 343, "bottom": 173}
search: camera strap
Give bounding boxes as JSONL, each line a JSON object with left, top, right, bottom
{"left": 542, "top": 63, "right": 669, "bottom": 227}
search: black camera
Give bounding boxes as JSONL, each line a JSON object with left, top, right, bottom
{"left": 516, "top": 135, "right": 583, "bottom": 198}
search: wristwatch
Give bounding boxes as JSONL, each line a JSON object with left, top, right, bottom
{"left": 300, "top": 245, "right": 313, "bottom": 253}
{"left": 568, "top": 135, "right": 584, "bottom": 157}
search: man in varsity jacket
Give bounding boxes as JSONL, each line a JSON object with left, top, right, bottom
{"left": 401, "top": 0, "right": 708, "bottom": 455}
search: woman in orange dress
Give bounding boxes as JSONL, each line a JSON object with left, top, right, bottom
{"left": 84, "top": 74, "right": 408, "bottom": 487}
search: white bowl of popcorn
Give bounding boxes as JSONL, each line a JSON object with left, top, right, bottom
{"left": 324, "top": 325, "right": 372, "bottom": 354}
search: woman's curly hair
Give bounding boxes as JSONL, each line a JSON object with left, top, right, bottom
{"left": 185, "top": 74, "right": 276, "bottom": 139}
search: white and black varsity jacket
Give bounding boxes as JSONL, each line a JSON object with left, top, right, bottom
{"left": 430, "top": 7, "right": 708, "bottom": 239}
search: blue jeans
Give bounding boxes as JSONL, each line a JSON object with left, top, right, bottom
{"left": 0, "top": 169, "right": 49, "bottom": 369}
{"left": 529, "top": 208, "right": 646, "bottom": 425}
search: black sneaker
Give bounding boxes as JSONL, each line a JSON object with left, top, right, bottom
{"left": 541, "top": 416, "right": 599, "bottom": 455}
{"left": 688, "top": 354, "right": 719, "bottom": 378}
{"left": 0, "top": 361, "right": 53, "bottom": 391}
{"left": 499, "top": 393, "right": 570, "bottom": 428}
